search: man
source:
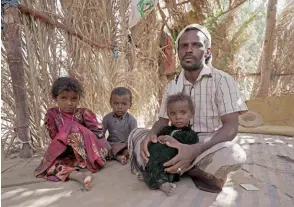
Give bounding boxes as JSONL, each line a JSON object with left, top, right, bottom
{"left": 128, "top": 24, "right": 248, "bottom": 192}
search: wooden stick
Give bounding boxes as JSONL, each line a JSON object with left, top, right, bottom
{"left": 1, "top": 160, "right": 22, "bottom": 173}
{"left": 3, "top": 6, "right": 33, "bottom": 158}
{"left": 18, "top": 4, "right": 114, "bottom": 50}
{"left": 231, "top": 72, "right": 293, "bottom": 78}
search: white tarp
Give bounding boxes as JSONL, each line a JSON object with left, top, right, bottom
{"left": 129, "top": 0, "right": 159, "bottom": 29}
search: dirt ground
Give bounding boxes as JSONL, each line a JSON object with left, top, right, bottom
{"left": 1, "top": 133, "right": 294, "bottom": 207}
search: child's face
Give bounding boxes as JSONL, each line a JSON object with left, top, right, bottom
{"left": 167, "top": 101, "right": 193, "bottom": 128}
{"left": 55, "top": 90, "right": 79, "bottom": 114}
{"left": 110, "top": 94, "right": 131, "bottom": 117}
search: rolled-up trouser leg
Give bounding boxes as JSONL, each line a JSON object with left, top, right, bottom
{"left": 187, "top": 141, "right": 247, "bottom": 192}
{"left": 128, "top": 128, "right": 149, "bottom": 174}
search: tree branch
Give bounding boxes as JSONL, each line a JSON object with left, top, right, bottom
{"left": 221, "top": 0, "right": 247, "bottom": 16}
{"left": 18, "top": 4, "right": 116, "bottom": 51}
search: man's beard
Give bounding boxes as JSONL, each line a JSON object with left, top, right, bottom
{"left": 180, "top": 53, "right": 205, "bottom": 71}
{"left": 181, "top": 60, "right": 204, "bottom": 71}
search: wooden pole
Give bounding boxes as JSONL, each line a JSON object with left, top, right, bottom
{"left": 255, "top": 0, "right": 278, "bottom": 97}
{"left": 3, "top": 5, "right": 33, "bottom": 158}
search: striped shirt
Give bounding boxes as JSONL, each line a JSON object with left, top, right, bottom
{"left": 159, "top": 65, "right": 248, "bottom": 133}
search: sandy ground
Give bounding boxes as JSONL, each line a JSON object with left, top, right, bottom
{"left": 1, "top": 133, "right": 294, "bottom": 207}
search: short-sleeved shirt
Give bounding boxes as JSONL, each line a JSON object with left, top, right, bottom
{"left": 102, "top": 112, "right": 137, "bottom": 145}
{"left": 159, "top": 65, "right": 248, "bottom": 133}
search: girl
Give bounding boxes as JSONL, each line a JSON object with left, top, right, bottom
{"left": 35, "top": 77, "right": 110, "bottom": 191}
{"left": 136, "top": 93, "right": 199, "bottom": 196}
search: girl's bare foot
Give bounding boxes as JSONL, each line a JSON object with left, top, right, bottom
{"left": 136, "top": 172, "right": 144, "bottom": 181}
{"left": 115, "top": 155, "right": 127, "bottom": 165}
{"left": 69, "top": 170, "right": 93, "bottom": 191}
{"left": 159, "top": 182, "right": 176, "bottom": 196}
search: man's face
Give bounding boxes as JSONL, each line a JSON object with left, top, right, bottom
{"left": 178, "top": 29, "right": 209, "bottom": 71}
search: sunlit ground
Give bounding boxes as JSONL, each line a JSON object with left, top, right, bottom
{"left": 1, "top": 133, "right": 294, "bottom": 207}
{"left": 2, "top": 187, "right": 72, "bottom": 207}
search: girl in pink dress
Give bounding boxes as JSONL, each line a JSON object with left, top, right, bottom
{"left": 35, "top": 77, "right": 110, "bottom": 190}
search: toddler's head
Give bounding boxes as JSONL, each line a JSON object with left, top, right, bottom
{"left": 166, "top": 93, "right": 194, "bottom": 128}
{"left": 51, "top": 77, "right": 83, "bottom": 114}
{"left": 110, "top": 87, "right": 132, "bottom": 117}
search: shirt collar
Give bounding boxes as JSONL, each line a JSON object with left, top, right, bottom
{"left": 112, "top": 112, "right": 128, "bottom": 119}
{"left": 170, "top": 124, "right": 192, "bottom": 131}
{"left": 183, "top": 65, "right": 212, "bottom": 85}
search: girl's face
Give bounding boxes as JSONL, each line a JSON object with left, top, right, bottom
{"left": 167, "top": 100, "right": 193, "bottom": 129}
{"left": 55, "top": 90, "right": 79, "bottom": 114}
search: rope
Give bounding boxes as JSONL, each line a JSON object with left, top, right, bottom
{"left": 14, "top": 124, "right": 29, "bottom": 130}
{"left": 12, "top": 124, "right": 31, "bottom": 145}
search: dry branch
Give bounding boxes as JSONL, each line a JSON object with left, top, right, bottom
{"left": 18, "top": 4, "right": 115, "bottom": 51}
{"left": 221, "top": 0, "right": 247, "bottom": 16}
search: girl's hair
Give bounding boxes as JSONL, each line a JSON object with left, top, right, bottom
{"left": 110, "top": 87, "right": 132, "bottom": 104}
{"left": 51, "top": 77, "right": 84, "bottom": 99}
{"left": 167, "top": 93, "right": 195, "bottom": 113}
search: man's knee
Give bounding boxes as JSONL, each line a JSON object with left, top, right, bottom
{"left": 193, "top": 141, "right": 247, "bottom": 173}
{"left": 187, "top": 142, "right": 246, "bottom": 191}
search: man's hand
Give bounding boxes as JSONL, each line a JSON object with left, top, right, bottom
{"left": 140, "top": 134, "right": 158, "bottom": 163}
{"left": 140, "top": 118, "right": 169, "bottom": 163}
{"left": 158, "top": 135, "right": 203, "bottom": 175}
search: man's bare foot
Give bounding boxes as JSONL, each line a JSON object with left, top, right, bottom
{"left": 159, "top": 182, "right": 176, "bottom": 196}
{"left": 69, "top": 170, "right": 93, "bottom": 191}
{"left": 115, "top": 155, "right": 127, "bottom": 165}
{"left": 188, "top": 167, "right": 223, "bottom": 193}
{"left": 136, "top": 172, "right": 144, "bottom": 181}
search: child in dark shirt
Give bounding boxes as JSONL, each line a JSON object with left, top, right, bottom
{"left": 139, "top": 93, "right": 199, "bottom": 196}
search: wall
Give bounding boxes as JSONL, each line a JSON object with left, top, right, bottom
{"left": 246, "top": 95, "right": 294, "bottom": 127}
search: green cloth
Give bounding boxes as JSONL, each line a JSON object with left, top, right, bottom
{"left": 143, "top": 125, "right": 199, "bottom": 189}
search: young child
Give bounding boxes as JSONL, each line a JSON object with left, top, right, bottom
{"left": 102, "top": 87, "right": 137, "bottom": 165}
{"left": 138, "top": 93, "right": 199, "bottom": 196}
{"left": 35, "top": 77, "right": 110, "bottom": 191}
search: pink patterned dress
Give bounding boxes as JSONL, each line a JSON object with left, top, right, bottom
{"left": 35, "top": 107, "right": 110, "bottom": 182}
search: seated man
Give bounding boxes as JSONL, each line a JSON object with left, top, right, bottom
{"left": 128, "top": 24, "right": 248, "bottom": 193}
